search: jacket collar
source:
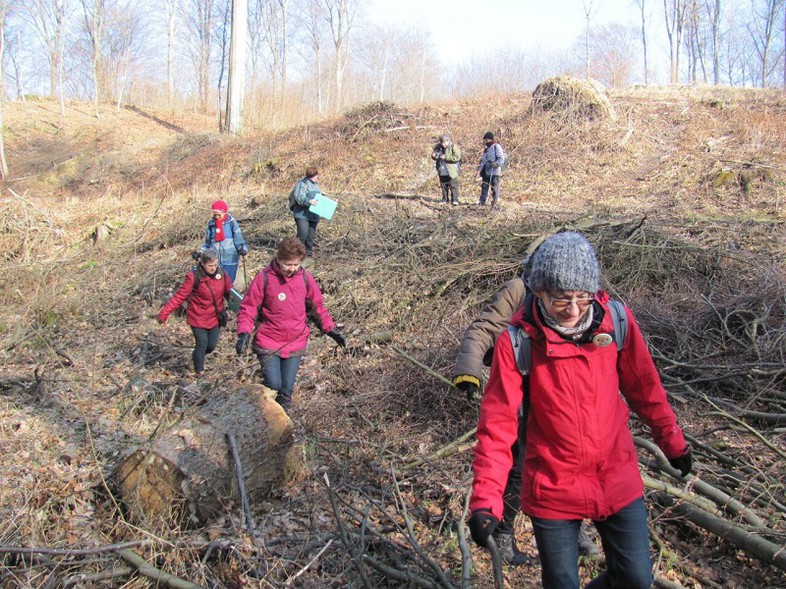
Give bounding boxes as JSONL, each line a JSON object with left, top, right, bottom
{"left": 513, "top": 290, "right": 613, "bottom": 345}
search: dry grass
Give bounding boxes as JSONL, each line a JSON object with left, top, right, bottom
{"left": 1, "top": 89, "right": 786, "bottom": 588}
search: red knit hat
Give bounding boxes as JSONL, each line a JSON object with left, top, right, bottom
{"left": 211, "top": 199, "right": 228, "bottom": 212}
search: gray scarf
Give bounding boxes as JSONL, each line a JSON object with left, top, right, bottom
{"left": 537, "top": 299, "right": 595, "bottom": 342}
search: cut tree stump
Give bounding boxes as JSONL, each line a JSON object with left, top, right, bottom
{"left": 113, "top": 384, "right": 296, "bottom": 527}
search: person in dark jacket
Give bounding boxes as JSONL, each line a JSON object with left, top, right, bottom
{"left": 468, "top": 232, "right": 692, "bottom": 589}
{"left": 289, "top": 167, "right": 323, "bottom": 256}
{"left": 431, "top": 134, "right": 462, "bottom": 205}
{"left": 477, "top": 131, "right": 505, "bottom": 207}
{"left": 158, "top": 248, "right": 233, "bottom": 377}
{"left": 200, "top": 199, "right": 248, "bottom": 282}
{"left": 453, "top": 260, "right": 599, "bottom": 565}
{"left": 235, "top": 237, "right": 345, "bottom": 412}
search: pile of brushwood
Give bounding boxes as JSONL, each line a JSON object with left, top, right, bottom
{"left": 1, "top": 187, "right": 784, "bottom": 589}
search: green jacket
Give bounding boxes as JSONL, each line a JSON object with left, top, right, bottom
{"left": 431, "top": 142, "right": 462, "bottom": 179}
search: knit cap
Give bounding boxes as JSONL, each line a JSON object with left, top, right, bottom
{"left": 211, "top": 199, "right": 228, "bottom": 212}
{"left": 528, "top": 232, "right": 600, "bottom": 294}
{"left": 483, "top": 131, "right": 494, "bottom": 140}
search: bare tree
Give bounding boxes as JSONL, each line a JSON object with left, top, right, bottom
{"left": 582, "top": 0, "right": 598, "bottom": 78}
{"left": 0, "top": 0, "right": 11, "bottom": 179}
{"left": 163, "top": 0, "right": 185, "bottom": 109}
{"left": 299, "top": 0, "right": 326, "bottom": 114}
{"left": 634, "top": 0, "right": 651, "bottom": 84}
{"left": 225, "top": 0, "right": 247, "bottom": 133}
{"left": 588, "top": 22, "right": 640, "bottom": 87}
{"left": 748, "top": 0, "right": 785, "bottom": 86}
{"left": 663, "top": 0, "right": 687, "bottom": 83}
{"left": 323, "top": 0, "right": 358, "bottom": 112}
{"left": 80, "top": 0, "right": 106, "bottom": 113}
{"left": 704, "top": 0, "right": 722, "bottom": 84}
{"left": 186, "top": 0, "right": 217, "bottom": 110}
{"left": 24, "top": 0, "right": 69, "bottom": 104}
{"left": 684, "top": 0, "right": 709, "bottom": 83}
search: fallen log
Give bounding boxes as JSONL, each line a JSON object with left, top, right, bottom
{"left": 113, "top": 385, "right": 296, "bottom": 527}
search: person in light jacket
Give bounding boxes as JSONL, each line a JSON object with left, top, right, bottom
{"left": 235, "top": 237, "right": 346, "bottom": 412}
{"left": 289, "top": 167, "right": 323, "bottom": 256}
{"left": 468, "top": 231, "right": 692, "bottom": 589}
{"left": 200, "top": 199, "right": 248, "bottom": 282}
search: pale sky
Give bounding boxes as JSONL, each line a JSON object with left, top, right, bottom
{"left": 366, "top": 0, "right": 645, "bottom": 65}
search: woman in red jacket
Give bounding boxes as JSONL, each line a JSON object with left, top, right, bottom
{"left": 468, "top": 232, "right": 692, "bottom": 589}
{"left": 235, "top": 237, "right": 345, "bottom": 412}
{"left": 157, "top": 248, "right": 233, "bottom": 377}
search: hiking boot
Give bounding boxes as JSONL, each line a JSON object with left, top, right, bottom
{"left": 492, "top": 531, "right": 534, "bottom": 566}
{"left": 578, "top": 525, "right": 600, "bottom": 557}
{"left": 274, "top": 394, "right": 292, "bottom": 414}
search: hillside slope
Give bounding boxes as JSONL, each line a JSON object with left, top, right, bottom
{"left": 1, "top": 87, "right": 785, "bottom": 588}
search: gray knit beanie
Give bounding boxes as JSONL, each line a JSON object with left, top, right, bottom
{"left": 528, "top": 232, "right": 600, "bottom": 294}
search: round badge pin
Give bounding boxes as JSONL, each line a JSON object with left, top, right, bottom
{"left": 592, "top": 333, "right": 613, "bottom": 347}
{"left": 216, "top": 273, "right": 222, "bottom": 280}
{"left": 278, "top": 293, "right": 286, "bottom": 301}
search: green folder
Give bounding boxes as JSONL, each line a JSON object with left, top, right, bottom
{"left": 309, "top": 194, "right": 338, "bottom": 220}
{"left": 227, "top": 288, "right": 243, "bottom": 312}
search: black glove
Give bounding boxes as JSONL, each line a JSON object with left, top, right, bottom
{"left": 236, "top": 333, "right": 250, "bottom": 355}
{"left": 468, "top": 509, "right": 499, "bottom": 548}
{"left": 238, "top": 246, "right": 248, "bottom": 256}
{"left": 327, "top": 329, "right": 346, "bottom": 348}
{"left": 668, "top": 446, "right": 693, "bottom": 478}
{"left": 191, "top": 250, "right": 201, "bottom": 261}
{"left": 455, "top": 380, "right": 480, "bottom": 402}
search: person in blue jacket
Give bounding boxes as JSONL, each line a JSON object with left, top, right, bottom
{"left": 288, "top": 167, "right": 323, "bottom": 256}
{"left": 198, "top": 199, "right": 248, "bottom": 282}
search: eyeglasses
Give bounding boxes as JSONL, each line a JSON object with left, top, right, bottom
{"left": 546, "top": 294, "right": 595, "bottom": 311}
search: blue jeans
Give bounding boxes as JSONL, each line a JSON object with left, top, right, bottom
{"left": 259, "top": 353, "right": 303, "bottom": 410}
{"left": 191, "top": 326, "right": 221, "bottom": 373}
{"left": 222, "top": 263, "right": 238, "bottom": 282}
{"left": 531, "top": 497, "right": 653, "bottom": 589}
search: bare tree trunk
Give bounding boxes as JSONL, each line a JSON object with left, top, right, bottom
{"left": 279, "top": 0, "right": 288, "bottom": 118}
{"left": 583, "top": 0, "right": 596, "bottom": 79}
{"left": 663, "top": 0, "right": 686, "bottom": 83}
{"left": 226, "top": 0, "right": 247, "bottom": 134}
{"left": 636, "top": 0, "right": 650, "bottom": 84}
{"left": 0, "top": 1, "right": 10, "bottom": 179}
{"left": 325, "top": 0, "right": 357, "bottom": 113}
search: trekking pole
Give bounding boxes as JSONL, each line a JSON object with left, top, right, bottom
{"left": 486, "top": 535, "right": 505, "bottom": 589}
{"left": 241, "top": 255, "right": 248, "bottom": 290}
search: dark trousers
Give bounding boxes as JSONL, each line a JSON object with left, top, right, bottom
{"left": 295, "top": 216, "right": 319, "bottom": 255}
{"left": 191, "top": 326, "right": 221, "bottom": 373}
{"left": 531, "top": 497, "right": 653, "bottom": 589}
{"left": 498, "top": 407, "right": 526, "bottom": 533}
{"left": 480, "top": 174, "right": 501, "bottom": 205}
{"left": 259, "top": 353, "right": 303, "bottom": 411}
{"left": 439, "top": 175, "right": 460, "bottom": 203}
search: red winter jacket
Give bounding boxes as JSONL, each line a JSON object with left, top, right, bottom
{"left": 236, "top": 260, "right": 336, "bottom": 357}
{"left": 158, "top": 268, "right": 233, "bottom": 329}
{"left": 470, "top": 292, "right": 687, "bottom": 521}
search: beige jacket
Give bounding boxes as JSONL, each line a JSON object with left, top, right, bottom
{"left": 452, "top": 277, "right": 527, "bottom": 388}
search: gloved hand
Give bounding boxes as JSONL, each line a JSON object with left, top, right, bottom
{"left": 668, "top": 446, "right": 693, "bottom": 478}
{"left": 327, "top": 329, "right": 346, "bottom": 348}
{"left": 236, "top": 333, "right": 250, "bottom": 355}
{"left": 491, "top": 162, "right": 500, "bottom": 168}
{"left": 238, "top": 246, "right": 248, "bottom": 256}
{"left": 468, "top": 509, "right": 499, "bottom": 548}
{"left": 454, "top": 379, "right": 480, "bottom": 402}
